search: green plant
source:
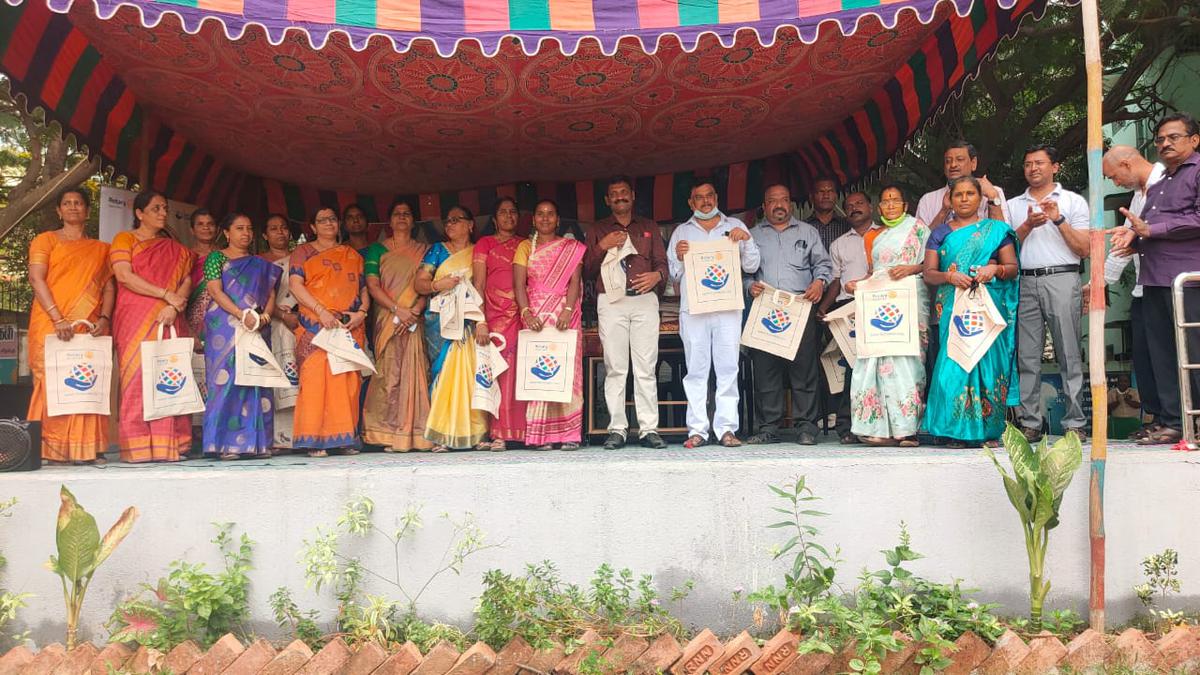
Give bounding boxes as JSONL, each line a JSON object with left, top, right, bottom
{"left": 474, "top": 561, "right": 692, "bottom": 651}
{"left": 268, "top": 587, "right": 323, "bottom": 650}
{"left": 47, "top": 486, "right": 139, "bottom": 649}
{"left": 0, "top": 497, "right": 31, "bottom": 640}
{"left": 107, "top": 524, "right": 254, "bottom": 650}
{"left": 1134, "top": 549, "right": 1187, "bottom": 632}
{"left": 983, "top": 424, "right": 1082, "bottom": 628}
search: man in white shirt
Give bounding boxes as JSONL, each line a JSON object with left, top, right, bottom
{"left": 667, "top": 182, "right": 762, "bottom": 448}
{"left": 915, "top": 140, "right": 1014, "bottom": 228}
{"left": 1100, "top": 145, "right": 1166, "bottom": 439}
{"left": 1009, "top": 144, "right": 1091, "bottom": 441}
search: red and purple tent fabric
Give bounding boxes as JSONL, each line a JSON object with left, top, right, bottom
{"left": 0, "top": 0, "right": 1048, "bottom": 223}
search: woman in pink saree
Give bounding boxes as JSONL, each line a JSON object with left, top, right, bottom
{"left": 513, "top": 199, "right": 586, "bottom": 449}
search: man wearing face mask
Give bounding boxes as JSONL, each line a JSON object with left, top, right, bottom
{"left": 747, "top": 184, "right": 833, "bottom": 446}
{"left": 667, "top": 182, "right": 761, "bottom": 448}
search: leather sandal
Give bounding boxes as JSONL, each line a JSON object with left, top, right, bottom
{"left": 1137, "top": 427, "right": 1182, "bottom": 445}
{"left": 683, "top": 434, "right": 707, "bottom": 449}
{"left": 719, "top": 432, "right": 742, "bottom": 447}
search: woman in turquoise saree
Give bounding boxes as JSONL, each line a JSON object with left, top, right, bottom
{"left": 922, "top": 176, "right": 1020, "bottom": 448}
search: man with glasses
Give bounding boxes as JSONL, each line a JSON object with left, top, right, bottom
{"left": 1008, "top": 144, "right": 1091, "bottom": 442}
{"left": 1111, "top": 112, "right": 1200, "bottom": 445}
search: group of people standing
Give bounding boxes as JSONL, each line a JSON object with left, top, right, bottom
{"left": 23, "top": 112, "right": 1200, "bottom": 463}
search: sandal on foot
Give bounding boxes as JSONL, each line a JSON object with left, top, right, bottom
{"left": 488, "top": 438, "right": 507, "bottom": 451}
{"left": 561, "top": 442, "right": 580, "bottom": 451}
{"left": 945, "top": 440, "right": 967, "bottom": 449}
{"left": 1138, "top": 427, "right": 1182, "bottom": 445}
{"left": 898, "top": 437, "right": 920, "bottom": 447}
{"left": 307, "top": 449, "right": 328, "bottom": 458}
{"left": 683, "top": 435, "right": 707, "bottom": 449}
{"left": 220, "top": 453, "right": 241, "bottom": 461}
{"left": 861, "top": 436, "right": 892, "bottom": 447}
{"left": 430, "top": 445, "right": 450, "bottom": 453}
{"left": 719, "top": 432, "right": 742, "bottom": 447}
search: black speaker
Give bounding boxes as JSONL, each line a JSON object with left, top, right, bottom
{"left": 0, "top": 418, "right": 41, "bottom": 472}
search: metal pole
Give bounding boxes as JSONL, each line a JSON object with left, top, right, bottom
{"left": 1081, "top": 0, "right": 1106, "bottom": 633}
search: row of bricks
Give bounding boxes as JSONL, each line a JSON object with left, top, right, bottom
{"left": 2, "top": 623, "right": 1200, "bottom": 675}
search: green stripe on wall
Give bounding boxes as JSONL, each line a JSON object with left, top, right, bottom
{"left": 0, "top": 3, "right": 21, "bottom": 58}
{"left": 745, "top": 159, "right": 765, "bottom": 212}
{"left": 672, "top": 171, "right": 694, "bottom": 222}
{"left": 509, "top": 0, "right": 551, "bottom": 31}
{"left": 115, "top": 106, "right": 142, "bottom": 168}
{"left": 164, "top": 145, "right": 195, "bottom": 196}
{"left": 593, "top": 181, "right": 611, "bottom": 220}
{"left": 336, "top": 0, "right": 377, "bottom": 27}
{"left": 864, "top": 102, "right": 887, "bottom": 165}
{"left": 284, "top": 185, "right": 306, "bottom": 223}
{"left": 439, "top": 190, "right": 460, "bottom": 217}
{"left": 678, "top": 0, "right": 717, "bottom": 26}
{"left": 55, "top": 45, "right": 100, "bottom": 124}
{"left": 909, "top": 52, "right": 932, "bottom": 116}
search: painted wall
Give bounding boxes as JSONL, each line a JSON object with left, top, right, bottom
{"left": 0, "top": 445, "right": 1196, "bottom": 646}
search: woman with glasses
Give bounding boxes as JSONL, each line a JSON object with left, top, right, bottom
{"left": 471, "top": 197, "right": 526, "bottom": 450}
{"left": 109, "top": 190, "right": 194, "bottom": 462}
{"left": 289, "top": 206, "right": 370, "bottom": 457}
{"left": 362, "top": 199, "right": 433, "bottom": 451}
{"left": 415, "top": 206, "right": 487, "bottom": 452}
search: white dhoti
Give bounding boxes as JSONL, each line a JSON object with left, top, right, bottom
{"left": 597, "top": 292, "right": 660, "bottom": 437}
{"left": 679, "top": 308, "right": 742, "bottom": 439}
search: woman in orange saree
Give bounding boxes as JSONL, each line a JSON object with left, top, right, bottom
{"left": 289, "top": 206, "right": 371, "bottom": 457}
{"left": 109, "top": 190, "right": 194, "bottom": 463}
{"left": 27, "top": 188, "right": 115, "bottom": 464}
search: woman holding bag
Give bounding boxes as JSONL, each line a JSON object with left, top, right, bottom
{"left": 110, "top": 190, "right": 194, "bottom": 463}
{"left": 27, "top": 187, "right": 115, "bottom": 464}
{"left": 362, "top": 199, "right": 433, "bottom": 452}
{"left": 201, "top": 213, "right": 282, "bottom": 459}
{"left": 921, "top": 176, "right": 1020, "bottom": 448}
{"left": 513, "top": 199, "right": 586, "bottom": 450}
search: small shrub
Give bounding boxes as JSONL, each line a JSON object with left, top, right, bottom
{"left": 268, "top": 587, "right": 323, "bottom": 650}
{"left": 1133, "top": 549, "right": 1189, "bottom": 632}
{"left": 0, "top": 497, "right": 31, "bottom": 641}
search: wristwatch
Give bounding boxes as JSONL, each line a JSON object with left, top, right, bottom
{"left": 1052, "top": 215, "right": 1066, "bottom": 226}
{"left": 989, "top": 196, "right": 1002, "bottom": 207}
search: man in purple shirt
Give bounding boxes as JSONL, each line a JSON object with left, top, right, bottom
{"left": 1111, "top": 112, "right": 1200, "bottom": 445}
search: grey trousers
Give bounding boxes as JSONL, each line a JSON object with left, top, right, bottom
{"left": 1016, "top": 271, "right": 1087, "bottom": 430}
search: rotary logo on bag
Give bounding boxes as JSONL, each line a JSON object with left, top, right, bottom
{"left": 761, "top": 308, "right": 792, "bottom": 334}
{"left": 156, "top": 366, "right": 188, "bottom": 395}
{"left": 953, "top": 310, "right": 986, "bottom": 338}
{"left": 870, "top": 303, "right": 904, "bottom": 332}
{"left": 531, "top": 354, "right": 561, "bottom": 381}
{"left": 476, "top": 362, "right": 495, "bottom": 388}
{"left": 284, "top": 359, "right": 299, "bottom": 386}
{"left": 65, "top": 359, "right": 98, "bottom": 391}
{"left": 701, "top": 264, "right": 730, "bottom": 290}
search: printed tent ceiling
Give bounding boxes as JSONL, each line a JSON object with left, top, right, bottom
{"left": 0, "top": 0, "right": 1048, "bottom": 223}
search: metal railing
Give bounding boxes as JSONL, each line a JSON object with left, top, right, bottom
{"left": 1172, "top": 271, "right": 1200, "bottom": 450}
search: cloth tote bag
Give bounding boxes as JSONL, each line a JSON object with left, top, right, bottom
{"left": 740, "top": 286, "right": 812, "bottom": 360}
{"left": 234, "top": 310, "right": 293, "bottom": 388}
{"left": 946, "top": 283, "right": 1008, "bottom": 372}
{"left": 43, "top": 321, "right": 113, "bottom": 417}
{"left": 141, "top": 324, "right": 205, "bottom": 421}
{"left": 313, "top": 327, "right": 377, "bottom": 376}
{"left": 515, "top": 328, "right": 578, "bottom": 403}
{"left": 823, "top": 301, "right": 858, "bottom": 368}
{"left": 819, "top": 338, "right": 848, "bottom": 395}
{"left": 600, "top": 236, "right": 639, "bottom": 303}
{"left": 854, "top": 275, "right": 921, "bottom": 358}
{"left": 683, "top": 238, "right": 743, "bottom": 315}
{"left": 472, "top": 333, "right": 509, "bottom": 416}
{"left": 271, "top": 320, "right": 299, "bottom": 410}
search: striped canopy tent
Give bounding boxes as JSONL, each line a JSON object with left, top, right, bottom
{"left": 0, "top": 0, "right": 1049, "bottom": 224}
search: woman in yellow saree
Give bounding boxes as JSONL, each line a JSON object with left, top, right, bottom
{"left": 27, "top": 188, "right": 115, "bottom": 464}
{"left": 415, "top": 206, "right": 487, "bottom": 451}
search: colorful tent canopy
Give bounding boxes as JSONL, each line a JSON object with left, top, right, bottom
{"left": 0, "top": 0, "right": 1047, "bottom": 223}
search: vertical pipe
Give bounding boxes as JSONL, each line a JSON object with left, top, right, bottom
{"left": 1080, "top": 0, "right": 1106, "bottom": 633}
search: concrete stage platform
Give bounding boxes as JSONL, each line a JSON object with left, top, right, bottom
{"left": 2, "top": 440, "right": 1198, "bottom": 644}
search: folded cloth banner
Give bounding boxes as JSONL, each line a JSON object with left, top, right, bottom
{"left": 235, "top": 310, "right": 292, "bottom": 388}
{"left": 142, "top": 324, "right": 205, "bottom": 421}
{"left": 515, "top": 327, "right": 578, "bottom": 403}
{"left": 741, "top": 286, "right": 812, "bottom": 360}
{"left": 854, "top": 275, "right": 921, "bottom": 358}
{"left": 473, "top": 332, "right": 509, "bottom": 416}
{"left": 946, "top": 283, "right": 1008, "bottom": 373}
{"left": 823, "top": 301, "right": 857, "bottom": 368}
{"left": 429, "top": 277, "right": 484, "bottom": 341}
{"left": 43, "top": 321, "right": 113, "bottom": 417}
{"left": 313, "top": 327, "right": 377, "bottom": 376}
{"left": 820, "top": 338, "right": 848, "bottom": 395}
{"left": 600, "top": 236, "right": 639, "bottom": 303}
{"left": 683, "top": 238, "right": 744, "bottom": 315}
{"left": 271, "top": 319, "right": 300, "bottom": 410}
{"left": 191, "top": 351, "right": 207, "bottom": 426}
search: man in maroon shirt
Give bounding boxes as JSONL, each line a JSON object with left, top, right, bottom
{"left": 1112, "top": 112, "right": 1200, "bottom": 445}
{"left": 583, "top": 176, "right": 669, "bottom": 449}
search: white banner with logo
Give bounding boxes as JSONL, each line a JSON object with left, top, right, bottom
{"left": 946, "top": 284, "right": 1008, "bottom": 373}
{"left": 682, "top": 238, "right": 743, "bottom": 315}
{"left": 515, "top": 328, "right": 577, "bottom": 403}
{"left": 740, "top": 286, "right": 811, "bottom": 360}
{"left": 822, "top": 301, "right": 857, "bottom": 369}
{"left": 854, "top": 275, "right": 921, "bottom": 358}
{"left": 472, "top": 333, "right": 509, "bottom": 416}
{"left": 43, "top": 324, "right": 113, "bottom": 417}
{"left": 99, "top": 186, "right": 196, "bottom": 244}
{"left": 141, "top": 325, "right": 205, "bottom": 421}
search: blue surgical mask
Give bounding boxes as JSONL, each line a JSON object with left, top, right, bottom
{"left": 693, "top": 207, "right": 720, "bottom": 220}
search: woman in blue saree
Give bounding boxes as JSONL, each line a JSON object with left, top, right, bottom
{"left": 922, "top": 176, "right": 1020, "bottom": 448}
{"left": 202, "top": 213, "right": 282, "bottom": 459}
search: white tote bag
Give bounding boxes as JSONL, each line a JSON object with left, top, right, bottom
{"left": 43, "top": 322, "right": 113, "bottom": 417}
{"left": 683, "top": 238, "right": 744, "bottom": 315}
{"left": 822, "top": 301, "right": 858, "bottom": 369}
{"left": 141, "top": 324, "right": 205, "bottom": 421}
{"left": 190, "top": 351, "right": 207, "bottom": 426}
{"left": 313, "top": 327, "right": 377, "bottom": 376}
{"left": 854, "top": 275, "right": 921, "bottom": 358}
{"left": 515, "top": 328, "right": 578, "bottom": 403}
{"left": 271, "top": 320, "right": 300, "bottom": 410}
{"left": 946, "top": 284, "right": 1008, "bottom": 373}
{"left": 819, "top": 338, "right": 848, "bottom": 395}
{"left": 234, "top": 310, "right": 293, "bottom": 388}
{"left": 740, "top": 286, "right": 812, "bottom": 360}
{"left": 600, "top": 236, "right": 639, "bottom": 303}
{"left": 472, "top": 333, "right": 509, "bottom": 416}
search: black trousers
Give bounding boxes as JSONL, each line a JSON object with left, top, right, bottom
{"left": 1141, "top": 285, "right": 1200, "bottom": 431}
{"left": 1129, "top": 297, "right": 1160, "bottom": 420}
{"left": 751, "top": 313, "right": 823, "bottom": 435}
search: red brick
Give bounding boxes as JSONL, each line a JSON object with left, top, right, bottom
{"left": 224, "top": 639, "right": 278, "bottom": 675}
{"left": 1061, "top": 629, "right": 1110, "bottom": 673}
{"left": 87, "top": 643, "right": 133, "bottom": 675}
{"left": 296, "top": 638, "right": 352, "bottom": 675}
{"left": 1107, "top": 628, "right": 1164, "bottom": 671}
{"left": 332, "top": 642, "right": 385, "bottom": 675}
{"left": 372, "top": 642, "right": 422, "bottom": 675}
{"left": 487, "top": 637, "right": 535, "bottom": 675}
{"left": 259, "top": 640, "right": 316, "bottom": 675}
{"left": 600, "top": 635, "right": 648, "bottom": 673}
{"left": 630, "top": 634, "right": 683, "bottom": 675}
{"left": 1016, "top": 632, "right": 1067, "bottom": 675}
{"left": 523, "top": 640, "right": 565, "bottom": 674}
{"left": 749, "top": 630, "right": 798, "bottom": 675}
{"left": 445, "top": 642, "right": 495, "bottom": 675}
{"left": 551, "top": 630, "right": 603, "bottom": 675}
{"left": 0, "top": 645, "right": 35, "bottom": 675}
{"left": 710, "top": 631, "right": 760, "bottom": 675}
{"left": 124, "top": 646, "right": 156, "bottom": 674}
{"left": 826, "top": 639, "right": 858, "bottom": 675}
{"left": 878, "top": 633, "right": 916, "bottom": 674}
{"left": 190, "top": 634, "right": 246, "bottom": 675}
{"left": 24, "top": 644, "right": 69, "bottom": 675}
{"left": 1157, "top": 624, "right": 1200, "bottom": 670}
{"left": 977, "top": 629, "right": 1029, "bottom": 675}
{"left": 779, "top": 651, "right": 831, "bottom": 675}
{"left": 942, "top": 631, "right": 994, "bottom": 675}
{"left": 409, "top": 641, "right": 461, "bottom": 675}
{"left": 162, "top": 640, "right": 203, "bottom": 674}
{"left": 49, "top": 643, "right": 98, "bottom": 675}
{"left": 670, "top": 629, "right": 722, "bottom": 675}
